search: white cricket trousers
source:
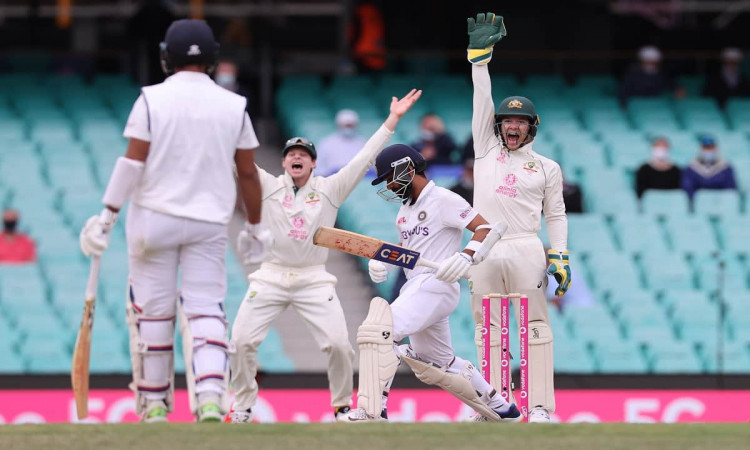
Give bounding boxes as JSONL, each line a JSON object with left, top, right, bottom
{"left": 391, "top": 273, "right": 460, "bottom": 367}
{"left": 230, "top": 263, "right": 355, "bottom": 410}
{"left": 126, "top": 204, "right": 229, "bottom": 400}
{"left": 468, "top": 233, "right": 555, "bottom": 412}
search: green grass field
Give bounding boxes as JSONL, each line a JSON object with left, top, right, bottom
{"left": 1, "top": 423, "right": 749, "bottom": 450}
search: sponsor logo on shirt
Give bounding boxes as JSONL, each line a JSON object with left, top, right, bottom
{"left": 523, "top": 161, "right": 538, "bottom": 173}
{"left": 397, "top": 216, "right": 407, "bottom": 225}
{"left": 459, "top": 208, "right": 473, "bottom": 219}
{"left": 496, "top": 173, "right": 519, "bottom": 198}
{"left": 282, "top": 194, "right": 294, "bottom": 209}
{"left": 288, "top": 216, "right": 308, "bottom": 240}
{"left": 400, "top": 225, "right": 429, "bottom": 240}
{"left": 505, "top": 173, "right": 517, "bottom": 186}
{"left": 497, "top": 151, "right": 508, "bottom": 164}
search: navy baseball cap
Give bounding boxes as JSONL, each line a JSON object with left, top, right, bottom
{"left": 372, "top": 144, "right": 426, "bottom": 185}
{"left": 282, "top": 136, "right": 317, "bottom": 159}
{"left": 699, "top": 135, "right": 716, "bottom": 147}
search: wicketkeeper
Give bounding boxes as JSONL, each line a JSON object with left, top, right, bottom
{"left": 78, "top": 19, "right": 271, "bottom": 422}
{"left": 226, "top": 89, "right": 422, "bottom": 423}
{"left": 466, "top": 12, "right": 570, "bottom": 423}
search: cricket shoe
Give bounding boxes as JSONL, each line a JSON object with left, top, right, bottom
{"left": 142, "top": 401, "right": 168, "bottom": 423}
{"left": 334, "top": 406, "right": 351, "bottom": 422}
{"left": 225, "top": 408, "right": 254, "bottom": 424}
{"left": 197, "top": 402, "right": 223, "bottom": 423}
{"left": 527, "top": 407, "right": 551, "bottom": 423}
{"left": 465, "top": 403, "right": 523, "bottom": 423}
{"left": 343, "top": 407, "right": 388, "bottom": 423}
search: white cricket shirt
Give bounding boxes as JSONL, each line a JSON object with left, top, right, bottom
{"left": 395, "top": 181, "right": 478, "bottom": 279}
{"left": 123, "top": 71, "right": 259, "bottom": 225}
{"left": 471, "top": 65, "right": 568, "bottom": 250}
{"left": 256, "top": 125, "right": 393, "bottom": 268}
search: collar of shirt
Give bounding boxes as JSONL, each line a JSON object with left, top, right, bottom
{"left": 511, "top": 141, "right": 533, "bottom": 155}
{"left": 166, "top": 71, "right": 213, "bottom": 84}
{"left": 411, "top": 180, "right": 436, "bottom": 207}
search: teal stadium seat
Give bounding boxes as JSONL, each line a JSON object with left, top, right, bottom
{"left": 717, "top": 216, "right": 750, "bottom": 255}
{"left": 693, "top": 190, "right": 742, "bottom": 217}
{"left": 565, "top": 302, "right": 622, "bottom": 346}
{"left": 714, "top": 341, "right": 750, "bottom": 374}
{"left": 664, "top": 215, "right": 720, "bottom": 255}
{"left": 566, "top": 213, "right": 617, "bottom": 254}
{"left": 725, "top": 99, "right": 750, "bottom": 132}
{"left": 639, "top": 250, "right": 694, "bottom": 290}
{"left": 592, "top": 338, "right": 649, "bottom": 373}
{"left": 646, "top": 340, "right": 705, "bottom": 373}
{"left": 640, "top": 190, "right": 690, "bottom": 216}
{"left": 612, "top": 215, "right": 669, "bottom": 253}
{"left": 584, "top": 252, "right": 642, "bottom": 292}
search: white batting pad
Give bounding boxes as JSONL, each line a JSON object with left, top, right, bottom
{"left": 528, "top": 321, "right": 555, "bottom": 412}
{"left": 356, "top": 297, "right": 400, "bottom": 417}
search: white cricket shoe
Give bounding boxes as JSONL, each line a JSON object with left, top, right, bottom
{"left": 334, "top": 406, "right": 352, "bottom": 422}
{"left": 528, "top": 407, "right": 551, "bottom": 423}
{"left": 343, "top": 407, "right": 387, "bottom": 423}
{"left": 225, "top": 408, "right": 253, "bottom": 424}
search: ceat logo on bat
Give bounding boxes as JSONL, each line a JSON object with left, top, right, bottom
{"left": 374, "top": 243, "right": 420, "bottom": 269}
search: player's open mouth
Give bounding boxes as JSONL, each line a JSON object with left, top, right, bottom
{"left": 506, "top": 131, "right": 520, "bottom": 146}
{"left": 292, "top": 163, "right": 303, "bottom": 170}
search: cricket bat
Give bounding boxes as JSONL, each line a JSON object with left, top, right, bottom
{"left": 71, "top": 255, "right": 100, "bottom": 420}
{"left": 313, "top": 226, "right": 439, "bottom": 270}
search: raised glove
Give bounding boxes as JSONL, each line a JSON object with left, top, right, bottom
{"left": 546, "top": 249, "right": 571, "bottom": 296}
{"left": 467, "top": 12, "right": 507, "bottom": 65}
{"left": 368, "top": 260, "right": 389, "bottom": 284}
{"left": 237, "top": 222, "right": 275, "bottom": 266}
{"left": 436, "top": 252, "right": 473, "bottom": 283}
{"left": 80, "top": 208, "right": 118, "bottom": 257}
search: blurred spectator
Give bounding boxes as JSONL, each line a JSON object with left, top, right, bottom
{"left": 618, "top": 46, "right": 684, "bottom": 105}
{"left": 702, "top": 47, "right": 750, "bottom": 107}
{"left": 635, "top": 137, "right": 682, "bottom": 198}
{"left": 562, "top": 176, "right": 584, "bottom": 213}
{"left": 214, "top": 59, "right": 254, "bottom": 115}
{"left": 127, "top": 0, "right": 176, "bottom": 85}
{"left": 0, "top": 209, "right": 36, "bottom": 264}
{"left": 316, "top": 109, "right": 369, "bottom": 176}
{"left": 449, "top": 159, "right": 474, "bottom": 204}
{"left": 410, "top": 113, "right": 457, "bottom": 166}
{"left": 681, "top": 135, "right": 737, "bottom": 199}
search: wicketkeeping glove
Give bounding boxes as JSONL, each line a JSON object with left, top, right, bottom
{"left": 79, "top": 208, "right": 118, "bottom": 257}
{"left": 436, "top": 252, "right": 473, "bottom": 283}
{"left": 467, "top": 12, "right": 507, "bottom": 65}
{"left": 237, "top": 222, "right": 275, "bottom": 266}
{"left": 546, "top": 249, "right": 571, "bottom": 296}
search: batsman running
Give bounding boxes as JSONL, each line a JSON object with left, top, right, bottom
{"left": 466, "top": 13, "right": 569, "bottom": 423}
{"left": 226, "top": 89, "right": 423, "bottom": 423}
{"left": 78, "top": 20, "right": 270, "bottom": 422}
{"left": 344, "top": 144, "right": 520, "bottom": 423}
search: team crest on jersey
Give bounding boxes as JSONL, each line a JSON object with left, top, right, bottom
{"left": 417, "top": 211, "right": 428, "bottom": 221}
{"left": 523, "top": 161, "right": 538, "bottom": 173}
{"left": 305, "top": 192, "right": 320, "bottom": 204}
{"left": 508, "top": 99, "right": 523, "bottom": 108}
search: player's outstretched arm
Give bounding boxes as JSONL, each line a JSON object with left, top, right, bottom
{"left": 325, "top": 89, "right": 422, "bottom": 206}
{"left": 469, "top": 13, "right": 505, "bottom": 156}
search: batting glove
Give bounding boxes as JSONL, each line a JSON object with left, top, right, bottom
{"left": 436, "top": 252, "right": 473, "bottom": 283}
{"left": 467, "top": 12, "right": 507, "bottom": 65}
{"left": 368, "top": 260, "right": 389, "bottom": 284}
{"left": 237, "top": 222, "right": 275, "bottom": 266}
{"left": 546, "top": 249, "right": 571, "bottom": 296}
{"left": 79, "top": 208, "right": 118, "bottom": 257}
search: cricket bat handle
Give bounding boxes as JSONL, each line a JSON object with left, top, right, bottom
{"left": 86, "top": 255, "right": 100, "bottom": 299}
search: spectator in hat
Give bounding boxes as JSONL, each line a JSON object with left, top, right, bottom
{"left": 635, "top": 136, "right": 682, "bottom": 198}
{"left": 316, "top": 109, "right": 370, "bottom": 176}
{"left": 618, "top": 45, "right": 684, "bottom": 105}
{"left": 681, "top": 135, "right": 737, "bottom": 200}
{"left": 702, "top": 47, "right": 750, "bottom": 107}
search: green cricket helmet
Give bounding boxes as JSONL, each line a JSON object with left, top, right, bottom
{"left": 494, "top": 96, "right": 540, "bottom": 144}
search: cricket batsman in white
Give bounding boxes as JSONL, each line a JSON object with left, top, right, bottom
{"left": 343, "top": 144, "right": 520, "bottom": 423}
{"left": 226, "top": 89, "right": 423, "bottom": 423}
{"left": 78, "top": 19, "right": 272, "bottom": 423}
{"left": 465, "top": 13, "right": 570, "bottom": 423}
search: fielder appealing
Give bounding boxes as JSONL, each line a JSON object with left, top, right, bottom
{"left": 227, "top": 90, "right": 423, "bottom": 423}
{"left": 466, "top": 13, "right": 570, "bottom": 423}
{"left": 344, "top": 144, "right": 520, "bottom": 423}
{"left": 79, "top": 19, "right": 272, "bottom": 423}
